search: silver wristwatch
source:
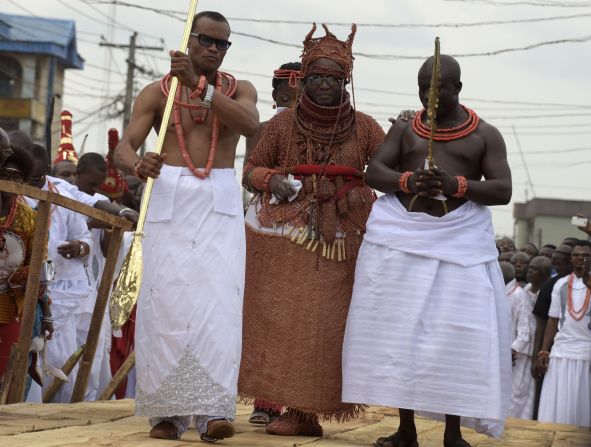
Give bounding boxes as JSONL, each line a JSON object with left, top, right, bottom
{"left": 202, "top": 84, "right": 215, "bottom": 109}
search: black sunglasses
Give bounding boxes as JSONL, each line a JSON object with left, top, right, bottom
{"left": 305, "top": 74, "right": 344, "bottom": 88}
{"left": 190, "top": 33, "right": 232, "bottom": 51}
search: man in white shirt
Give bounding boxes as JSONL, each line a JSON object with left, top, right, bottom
{"left": 72, "top": 153, "right": 113, "bottom": 400}
{"left": 26, "top": 144, "right": 94, "bottom": 403}
{"left": 536, "top": 240, "right": 591, "bottom": 427}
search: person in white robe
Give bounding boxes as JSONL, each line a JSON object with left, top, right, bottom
{"left": 343, "top": 196, "right": 512, "bottom": 443}
{"left": 133, "top": 166, "right": 245, "bottom": 439}
{"left": 111, "top": 10, "right": 257, "bottom": 442}
{"left": 25, "top": 149, "right": 93, "bottom": 403}
{"left": 341, "top": 52, "right": 513, "bottom": 447}
{"left": 537, "top": 241, "right": 591, "bottom": 427}
{"left": 71, "top": 153, "right": 112, "bottom": 400}
{"left": 505, "top": 257, "right": 551, "bottom": 420}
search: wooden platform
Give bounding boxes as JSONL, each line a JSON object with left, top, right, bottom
{"left": 0, "top": 401, "right": 589, "bottom": 446}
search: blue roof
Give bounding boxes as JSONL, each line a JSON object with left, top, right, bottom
{"left": 0, "top": 13, "right": 83, "bottom": 69}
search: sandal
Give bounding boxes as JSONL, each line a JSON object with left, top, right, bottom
{"left": 149, "top": 421, "right": 179, "bottom": 440}
{"left": 200, "top": 419, "right": 235, "bottom": 443}
{"left": 265, "top": 412, "right": 323, "bottom": 437}
{"left": 249, "top": 409, "right": 270, "bottom": 425}
{"left": 375, "top": 431, "right": 419, "bottom": 447}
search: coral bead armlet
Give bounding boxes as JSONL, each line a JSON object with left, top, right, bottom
{"left": 398, "top": 171, "right": 413, "bottom": 194}
{"left": 452, "top": 175, "right": 468, "bottom": 198}
{"left": 249, "top": 168, "right": 281, "bottom": 192}
{"left": 133, "top": 159, "right": 147, "bottom": 181}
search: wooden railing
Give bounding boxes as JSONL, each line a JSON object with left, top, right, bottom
{"left": 0, "top": 180, "right": 133, "bottom": 404}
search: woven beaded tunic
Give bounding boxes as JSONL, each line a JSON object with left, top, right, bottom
{"left": 240, "top": 97, "right": 384, "bottom": 419}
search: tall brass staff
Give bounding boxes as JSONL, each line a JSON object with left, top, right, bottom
{"left": 409, "top": 37, "right": 447, "bottom": 214}
{"left": 426, "top": 37, "right": 441, "bottom": 168}
{"left": 110, "top": 0, "right": 199, "bottom": 330}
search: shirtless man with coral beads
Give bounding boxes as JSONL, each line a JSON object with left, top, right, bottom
{"left": 342, "top": 54, "right": 512, "bottom": 447}
{"left": 114, "top": 10, "right": 258, "bottom": 443}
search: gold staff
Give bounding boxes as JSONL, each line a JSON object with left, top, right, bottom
{"left": 110, "top": 0, "right": 200, "bottom": 330}
{"left": 409, "top": 37, "right": 448, "bottom": 214}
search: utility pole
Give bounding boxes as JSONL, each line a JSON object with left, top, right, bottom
{"left": 99, "top": 32, "right": 163, "bottom": 131}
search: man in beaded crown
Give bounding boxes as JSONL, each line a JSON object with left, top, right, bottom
{"left": 342, "top": 53, "right": 513, "bottom": 447}
{"left": 114, "top": 10, "right": 259, "bottom": 443}
{"left": 240, "top": 23, "right": 384, "bottom": 437}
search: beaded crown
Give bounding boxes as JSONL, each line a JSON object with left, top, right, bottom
{"left": 301, "top": 23, "right": 356, "bottom": 80}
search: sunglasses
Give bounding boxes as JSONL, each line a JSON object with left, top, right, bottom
{"left": 190, "top": 33, "right": 232, "bottom": 51}
{"left": 0, "top": 167, "right": 24, "bottom": 183}
{"left": 305, "top": 74, "right": 344, "bottom": 88}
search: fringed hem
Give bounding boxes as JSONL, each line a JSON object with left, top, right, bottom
{"left": 238, "top": 395, "right": 366, "bottom": 423}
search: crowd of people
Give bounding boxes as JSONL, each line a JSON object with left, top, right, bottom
{"left": 497, "top": 232, "right": 591, "bottom": 428}
{"left": 0, "top": 9, "right": 589, "bottom": 447}
{"left": 0, "top": 117, "right": 140, "bottom": 404}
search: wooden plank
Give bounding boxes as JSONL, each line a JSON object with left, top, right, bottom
{"left": 0, "top": 400, "right": 135, "bottom": 436}
{"left": 7, "top": 200, "right": 50, "bottom": 403}
{"left": 0, "top": 402, "right": 590, "bottom": 447}
{"left": 71, "top": 228, "right": 124, "bottom": 402}
{"left": 0, "top": 180, "right": 133, "bottom": 230}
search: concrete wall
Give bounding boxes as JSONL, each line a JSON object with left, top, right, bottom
{"left": 515, "top": 215, "right": 583, "bottom": 248}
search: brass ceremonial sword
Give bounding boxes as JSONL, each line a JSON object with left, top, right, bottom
{"left": 409, "top": 36, "right": 447, "bottom": 214}
{"left": 110, "top": 0, "right": 200, "bottom": 330}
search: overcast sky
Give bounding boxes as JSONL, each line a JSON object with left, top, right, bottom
{"left": 5, "top": 0, "right": 591, "bottom": 238}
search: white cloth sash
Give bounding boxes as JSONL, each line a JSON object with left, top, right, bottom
{"left": 363, "top": 194, "right": 498, "bottom": 267}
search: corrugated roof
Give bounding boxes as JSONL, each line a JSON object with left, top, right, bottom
{"left": 0, "top": 12, "right": 83, "bottom": 69}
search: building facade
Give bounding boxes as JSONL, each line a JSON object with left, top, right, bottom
{"left": 513, "top": 198, "right": 591, "bottom": 248}
{"left": 0, "top": 13, "right": 83, "bottom": 154}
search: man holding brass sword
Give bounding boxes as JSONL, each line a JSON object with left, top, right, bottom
{"left": 342, "top": 48, "right": 513, "bottom": 447}
{"left": 114, "top": 10, "right": 258, "bottom": 442}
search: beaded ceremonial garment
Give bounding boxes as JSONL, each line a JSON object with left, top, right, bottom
{"left": 0, "top": 201, "right": 36, "bottom": 323}
{"left": 240, "top": 99, "right": 384, "bottom": 419}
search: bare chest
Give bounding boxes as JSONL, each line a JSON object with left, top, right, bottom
{"left": 401, "top": 129, "right": 486, "bottom": 177}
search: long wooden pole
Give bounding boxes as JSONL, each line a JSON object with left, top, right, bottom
{"left": 0, "top": 344, "right": 18, "bottom": 404}
{"left": 71, "top": 227, "right": 124, "bottom": 402}
{"left": 7, "top": 200, "right": 50, "bottom": 403}
{"left": 42, "top": 345, "right": 85, "bottom": 403}
{"left": 110, "top": 0, "right": 200, "bottom": 330}
{"left": 98, "top": 351, "right": 135, "bottom": 401}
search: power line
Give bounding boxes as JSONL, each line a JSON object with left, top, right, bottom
{"left": 85, "top": 62, "right": 125, "bottom": 77}
{"left": 81, "top": 0, "right": 591, "bottom": 60}
{"left": 5, "top": 0, "right": 101, "bottom": 37}
{"left": 444, "top": 0, "right": 591, "bottom": 7}
{"left": 86, "top": 0, "right": 591, "bottom": 28}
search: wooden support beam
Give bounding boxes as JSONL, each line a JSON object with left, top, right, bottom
{"left": 71, "top": 228, "right": 124, "bottom": 403}
{"left": 7, "top": 200, "right": 50, "bottom": 403}
{"left": 0, "top": 181, "right": 133, "bottom": 231}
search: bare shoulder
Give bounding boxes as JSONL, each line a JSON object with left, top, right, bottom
{"left": 136, "top": 81, "right": 164, "bottom": 107}
{"left": 235, "top": 79, "right": 257, "bottom": 99}
{"left": 477, "top": 117, "right": 504, "bottom": 141}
